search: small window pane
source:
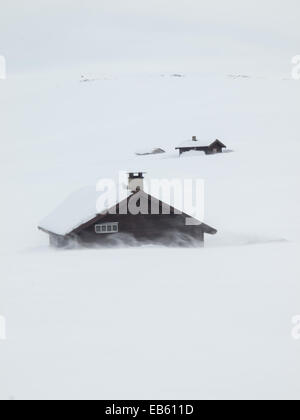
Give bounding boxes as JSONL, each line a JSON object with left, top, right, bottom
{"left": 95, "top": 223, "right": 118, "bottom": 234}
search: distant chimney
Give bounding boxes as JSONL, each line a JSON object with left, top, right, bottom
{"left": 128, "top": 172, "right": 145, "bottom": 193}
{"left": 192, "top": 136, "right": 197, "bottom": 141}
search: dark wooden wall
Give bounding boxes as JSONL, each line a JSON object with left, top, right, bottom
{"left": 76, "top": 212, "right": 205, "bottom": 247}
{"left": 49, "top": 195, "right": 207, "bottom": 248}
{"left": 179, "top": 145, "right": 224, "bottom": 155}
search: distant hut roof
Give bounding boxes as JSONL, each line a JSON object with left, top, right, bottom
{"left": 135, "top": 148, "right": 166, "bottom": 156}
{"left": 210, "top": 139, "right": 227, "bottom": 148}
{"left": 176, "top": 138, "right": 210, "bottom": 149}
{"left": 176, "top": 138, "right": 226, "bottom": 149}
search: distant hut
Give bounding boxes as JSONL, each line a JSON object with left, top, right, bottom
{"left": 135, "top": 148, "right": 165, "bottom": 156}
{"left": 176, "top": 136, "right": 227, "bottom": 156}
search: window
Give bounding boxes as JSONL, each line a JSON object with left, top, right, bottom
{"left": 95, "top": 223, "right": 119, "bottom": 234}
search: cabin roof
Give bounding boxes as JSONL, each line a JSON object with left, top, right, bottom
{"left": 38, "top": 186, "right": 131, "bottom": 237}
{"left": 176, "top": 138, "right": 226, "bottom": 149}
{"left": 38, "top": 185, "right": 217, "bottom": 237}
{"left": 210, "top": 139, "right": 227, "bottom": 148}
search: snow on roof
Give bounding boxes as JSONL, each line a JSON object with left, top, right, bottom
{"left": 176, "top": 138, "right": 212, "bottom": 149}
{"left": 176, "top": 138, "right": 225, "bottom": 149}
{"left": 38, "top": 186, "right": 130, "bottom": 236}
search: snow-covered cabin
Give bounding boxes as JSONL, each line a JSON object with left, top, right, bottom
{"left": 38, "top": 173, "right": 217, "bottom": 248}
{"left": 176, "top": 136, "right": 226, "bottom": 156}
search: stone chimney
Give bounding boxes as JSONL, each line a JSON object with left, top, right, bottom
{"left": 128, "top": 172, "right": 145, "bottom": 193}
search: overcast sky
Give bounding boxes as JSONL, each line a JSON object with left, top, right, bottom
{"left": 0, "top": 0, "right": 299, "bottom": 75}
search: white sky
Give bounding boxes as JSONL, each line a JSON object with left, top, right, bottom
{"left": 0, "top": 0, "right": 300, "bottom": 75}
